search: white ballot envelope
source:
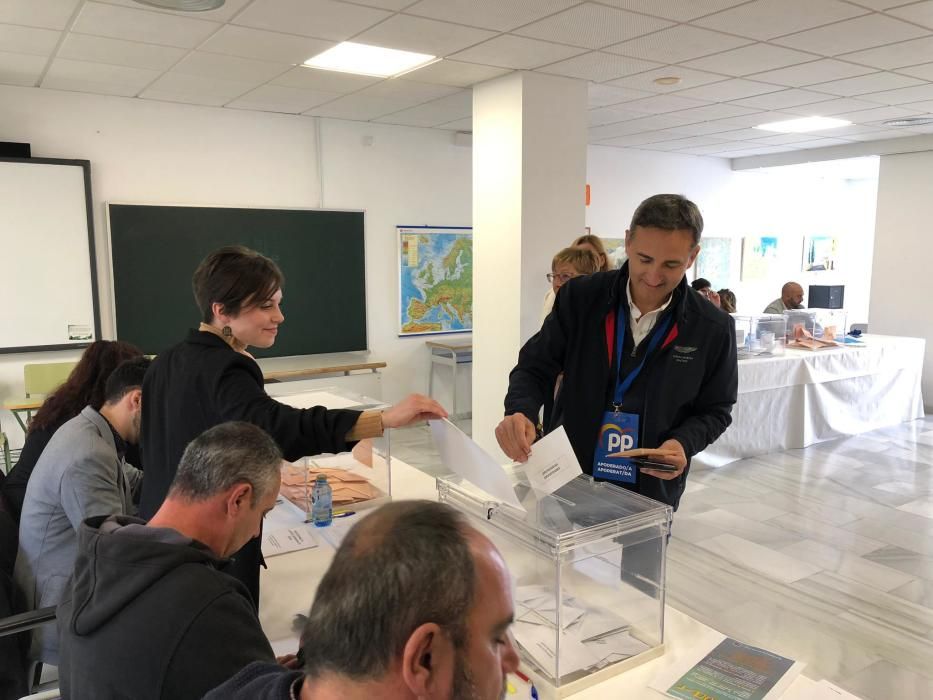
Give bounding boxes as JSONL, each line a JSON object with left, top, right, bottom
{"left": 521, "top": 426, "right": 583, "bottom": 495}
{"left": 429, "top": 419, "right": 525, "bottom": 510}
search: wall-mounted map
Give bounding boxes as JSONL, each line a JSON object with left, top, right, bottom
{"left": 398, "top": 226, "right": 472, "bottom": 336}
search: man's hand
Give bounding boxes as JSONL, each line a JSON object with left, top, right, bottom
{"left": 707, "top": 289, "right": 721, "bottom": 309}
{"left": 381, "top": 394, "right": 448, "bottom": 429}
{"left": 495, "top": 413, "right": 536, "bottom": 462}
{"left": 618, "top": 438, "right": 687, "bottom": 480}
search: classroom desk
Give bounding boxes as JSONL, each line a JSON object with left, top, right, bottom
{"left": 259, "top": 459, "right": 831, "bottom": 699}
{"left": 696, "top": 334, "right": 926, "bottom": 467}
{"left": 426, "top": 340, "right": 472, "bottom": 418}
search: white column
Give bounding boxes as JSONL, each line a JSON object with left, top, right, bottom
{"left": 472, "top": 71, "right": 587, "bottom": 458}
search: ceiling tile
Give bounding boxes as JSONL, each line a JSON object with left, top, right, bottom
{"left": 172, "top": 51, "right": 291, "bottom": 84}
{"left": 845, "top": 0, "right": 915, "bottom": 8}
{"left": 859, "top": 83, "right": 933, "bottom": 105}
{"left": 42, "top": 57, "right": 160, "bottom": 97}
{"left": 674, "top": 78, "right": 784, "bottom": 101}
{"left": 588, "top": 82, "right": 656, "bottom": 106}
{"left": 0, "top": 24, "right": 60, "bottom": 56}
{"left": 0, "top": 0, "right": 81, "bottom": 30}
{"left": 779, "top": 137, "right": 854, "bottom": 148}
{"left": 657, "top": 121, "right": 742, "bottom": 136}
{"left": 589, "top": 104, "right": 640, "bottom": 128}
{"left": 399, "top": 59, "right": 511, "bottom": 87}
{"left": 95, "top": 0, "right": 252, "bottom": 23}
{"left": 729, "top": 88, "right": 836, "bottom": 110}
{"left": 645, "top": 136, "right": 734, "bottom": 151}
{"left": 346, "top": 0, "right": 415, "bottom": 8}
{"left": 898, "top": 98, "right": 933, "bottom": 112}
{"left": 773, "top": 14, "right": 927, "bottom": 56}
{"left": 708, "top": 127, "right": 773, "bottom": 141}
{"left": 596, "top": 0, "right": 751, "bottom": 22}
{"left": 353, "top": 14, "right": 497, "bottom": 56}
{"left": 693, "top": 0, "right": 868, "bottom": 41}
{"left": 712, "top": 110, "right": 799, "bottom": 127}
{"left": 234, "top": 0, "right": 391, "bottom": 41}
{"left": 715, "top": 144, "right": 799, "bottom": 156}
{"left": 588, "top": 112, "right": 701, "bottom": 139}
{"left": 621, "top": 93, "right": 712, "bottom": 114}
{"left": 673, "top": 143, "right": 738, "bottom": 155}
{"left": 806, "top": 71, "right": 924, "bottom": 97}
{"left": 839, "top": 36, "right": 933, "bottom": 69}
{"left": 538, "top": 51, "right": 663, "bottom": 82}
{"left": 374, "top": 90, "right": 472, "bottom": 126}
{"left": 897, "top": 62, "right": 933, "bottom": 80}
{"left": 753, "top": 132, "right": 829, "bottom": 145}
{"left": 451, "top": 35, "right": 585, "bottom": 70}
{"left": 226, "top": 84, "right": 341, "bottom": 113}
{"left": 305, "top": 93, "right": 425, "bottom": 120}
{"left": 834, "top": 104, "right": 926, "bottom": 122}
{"left": 605, "top": 66, "right": 727, "bottom": 93}
{"left": 749, "top": 59, "right": 873, "bottom": 87}
{"left": 670, "top": 102, "right": 762, "bottom": 121}
{"left": 401, "top": 0, "right": 579, "bottom": 32}
{"left": 0, "top": 51, "right": 47, "bottom": 87}
{"left": 58, "top": 33, "right": 186, "bottom": 70}
{"left": 886, "top": 1, "right": 933, "bottom": 30}
{"left": 272, "top": 66, "right": 382, "bottom": 92}
{"left": 141, "top": 72, "right": 259, "bottom": 106}
{"left": 514, "top": 3, "right": 674, "bottom": 50}
{"left": 72, "top": 2, "right": 220, "bottom": 49}
{"left": 596, "top": 131, "right": 675, "bottom": 147}
{"left": 821, "top": 123, "right": 890, "bottom": 136}
{"left": 683, "top": 43, "right": 819, "bottom": 77}
{"left": 438, "top": 116, "right": 472, "bottom": 129}
{"left": 842, "top": 128, "right": 925, "bottom": 140}
{"left": 784, "top": 96, "right": 886, "bottom": 115}
{"left": 199, "top": 25, "right": 334, "bottom": 65}
{"left": 608, "top": 25, "right": 752, "bottom": 64}
{"left": 362, "top": 78, "right": 461, "bottom": 101}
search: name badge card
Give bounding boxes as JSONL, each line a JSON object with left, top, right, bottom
{"left": 592, "top": 411, "right": 639, "bottom": 483}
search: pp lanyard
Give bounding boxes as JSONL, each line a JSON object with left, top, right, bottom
{"left": 612, "top": 306, "right": 671, "bottom": 411}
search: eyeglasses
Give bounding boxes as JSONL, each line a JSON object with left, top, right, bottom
{"left": 546, "top": 272, "right": 579, "bottom": 284}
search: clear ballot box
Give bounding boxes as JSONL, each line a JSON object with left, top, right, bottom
{"left": 784, "top": 309, "right": 847, "bottom": 344}
{"left": 732, "top": 313, "right": 787, "bottom": 358}
{"left": 269, "top": 385, "right": 392, "bottom": 516}
{"left": 437, "top": 470, "right": 672, "bottom": 698}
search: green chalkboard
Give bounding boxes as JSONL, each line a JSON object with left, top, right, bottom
{"left": 108, "top": 204, "right": 367, "bottom": 358}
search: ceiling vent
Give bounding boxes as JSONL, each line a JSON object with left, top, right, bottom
{"left": 132, "top": 0, "right": 224, "bottom": 10}
{"left": 882, "top": 117, "right": 933, "bottom": 127}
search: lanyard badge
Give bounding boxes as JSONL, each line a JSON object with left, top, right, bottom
{"left": 592, "top": 307, "right": 671, "bottom": 484}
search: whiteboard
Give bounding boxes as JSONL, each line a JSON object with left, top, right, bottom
{"left": 0, "top": 158, "right": 100, "bottom": 353}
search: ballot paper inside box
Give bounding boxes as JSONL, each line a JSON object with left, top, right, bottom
{"left": 733, "top": 313, "right": 787, "bottom": 357}
{"left": 437, "top": 470, "right": 672, "bottom": 698}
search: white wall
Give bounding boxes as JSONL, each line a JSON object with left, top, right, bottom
{"left": 0, "top": 84, "right": 471, "bottom": 446}
{"left": 871, "top": 151, "right": 933, "bottom": 408}
{"left": 585, "top": 145, "right": 877, "bottom": 323}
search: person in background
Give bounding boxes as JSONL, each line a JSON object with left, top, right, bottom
{"left": 1, "top": 340, "right": 143, "bottom": 521}
{"left": 14, "top": 357, "right": 149, "bottom": 665}
{"left": 690, "top": 277, "right": 721, "bottom": 309}
{"left": 572, "top": 233, "right": 611, "bottom": 272}
{"left": 718, "top": 289, "right": 737, "bottom": 314}
{"left": 764, "top": 282, "right": 804, "bottom": 314}
{"left": 540, "top": 246, "right": 602, "bottom": 322}
{"left": 140, "top": 245, "right": 446, "bottom": 607}
{"left": 203, "top": 500, "right": 520, "bottom": 700}
{"left": 58, "top": 422, "right": 287, "bottom": 700}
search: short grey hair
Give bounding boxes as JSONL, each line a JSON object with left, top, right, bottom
{"left": 300, "top": 501, "right": 475, "bottom": 680}
{"left": 168, "top": 422, "right": 282, "bottom": 506}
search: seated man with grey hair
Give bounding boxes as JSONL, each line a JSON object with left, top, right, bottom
{"left": 205, "top": 500, "right": 521, "bottom": 700}
{"left": 57, "top": 421, "right": 284, "bottom": 700}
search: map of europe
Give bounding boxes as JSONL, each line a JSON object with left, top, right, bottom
{"left": 398, "top": 227, "right": 472, "bottom": 335}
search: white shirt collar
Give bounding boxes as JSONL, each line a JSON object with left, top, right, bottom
{"left": 626, "top": 279, "right": 674, "bottom": 322}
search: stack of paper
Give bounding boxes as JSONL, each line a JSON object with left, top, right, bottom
{"left": 280, "top": 464, "right": 380, "bottom": 510}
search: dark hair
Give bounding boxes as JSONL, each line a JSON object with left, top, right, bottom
{"left": 718, "top": 289, "right": 736, "bottom": 313}
{"left": 103, "top": 356, "right": 152, "bottom": 404}
{"left": 552, "top": 246, "right": 601, "bottom": 275}
{"left": 28, "top": 340, "right": 143, "bottom": 433}
{"left": 301, "top": 501, "right": 475, "bottom": 680}
{"left": 628, "top": 194, "right": 704, "bottom": 246}
{"left": 168, "top": 422, "right": 282, "bottom": 506}
{"left": 192, "top": 245, "right": 284, "bottom": 324}
{"left": 572, "top": 234, "right": 610, "bottom": 272}
{"left": 691, "top": 278, "right": 712, "bottom": 291}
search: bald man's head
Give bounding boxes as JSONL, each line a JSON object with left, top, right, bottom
{"left": 781, "top": 282, "right": 804, "bottom": 309}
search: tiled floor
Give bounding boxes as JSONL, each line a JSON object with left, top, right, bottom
{"left": 392, "top": 415, "right": 933, "bottom": 699}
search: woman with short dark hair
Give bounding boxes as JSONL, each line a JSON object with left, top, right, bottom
{"left": 139, "top": 245, "right": 445, "bottom": 605}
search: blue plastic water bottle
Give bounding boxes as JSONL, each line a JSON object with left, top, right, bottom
{"left": 311, "top": 474, "right": 333, "bottom": 527}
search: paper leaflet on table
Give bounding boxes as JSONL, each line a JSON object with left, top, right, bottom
{"left": 428, "top": 419, "right": 525, "bottom": 510}
{"left": 261, "top": 523, "right": 320, "bottom": 558}
{"left": 521, "top": 425, "right": 583, "bottom": 495}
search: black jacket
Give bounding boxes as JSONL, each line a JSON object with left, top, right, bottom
{"left": 505, "top": 265, "right": 737, "bottom": 510}
{"left": 203, "top": 662, "right": 302, "bottom": 700}
{"left": 58, "top": 515, "right": 275, "bottom": 700}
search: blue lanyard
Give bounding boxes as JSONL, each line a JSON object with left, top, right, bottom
{"left": 613, "top": 305, "right": 671, "bottom": 410}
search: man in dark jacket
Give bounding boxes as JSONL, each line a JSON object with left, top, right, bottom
{"left": 496, "top": 194, "right": 737, "bottom": 512}
{"left": 57, "top": 422, "right": 286, "bottom": 700}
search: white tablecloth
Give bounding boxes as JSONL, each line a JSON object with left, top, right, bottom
{"left": 696, "top": 334, "right": 926, "bottom": 467}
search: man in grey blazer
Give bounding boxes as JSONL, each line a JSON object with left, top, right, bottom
{"left": 14, "top": 356, "right": 150, "bottom": 665}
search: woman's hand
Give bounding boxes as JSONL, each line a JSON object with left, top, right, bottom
{"left": 381, "top": 394, "right": 448, "bottom": 428}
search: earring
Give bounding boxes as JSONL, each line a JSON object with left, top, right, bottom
{"left": 222, "top": 326, "right": 233, "bottom": 338}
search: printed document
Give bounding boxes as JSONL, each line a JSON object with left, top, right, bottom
{"left": 521, "top": 426, "right": 582, "bottom": 495}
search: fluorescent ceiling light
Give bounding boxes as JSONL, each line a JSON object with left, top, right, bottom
{"left": 304, "top": 42, "right": 436, "bottom": 78}
{"left": 754, "top": 116, "right": 851, "bottom": 133}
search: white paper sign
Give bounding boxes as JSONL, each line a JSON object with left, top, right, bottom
{"left": 522, "top": 426, "right": 583, "bottom": 495}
